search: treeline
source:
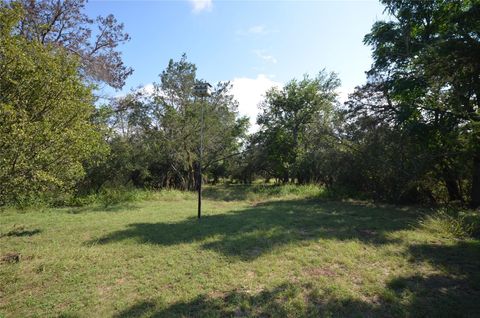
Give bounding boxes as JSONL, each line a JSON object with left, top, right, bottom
{"left": 81, "top": 55, "right": 248, "bottom": 193}
{"left": 1, "top": 0, "right": 479, "bottom": 207}
{"left": 241, "top": 0, "right": 480, "bottom": 206}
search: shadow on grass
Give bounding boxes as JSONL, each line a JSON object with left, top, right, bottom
{"left": 344, "top": 239, "right": 480, "bottom": 317}
{"left": 88, "top": 199, "right": 415, "bottom": 260}
{"left": 68, "top": 202, "right": 141, "bottom": 214}
{"left": 113, "top": 301, "right": 157, "bottom": 318}
{"left": 113, "top": 241, "right": 480, "bottom": 317}
{"left": 0, "top": 228, "right": 41, "bottom": 238}
{"left": 112, "top": 283, "right": 383, "bottom": 318}
{"left": 387, "top": 240, "right": 480, "bottom": 317}
{"left": 114, "top": 272, "right": 480, "bottom": 318}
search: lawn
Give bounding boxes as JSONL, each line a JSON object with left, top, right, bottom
{"left": 1, "top": 185, "right": 479, "bottom": 317}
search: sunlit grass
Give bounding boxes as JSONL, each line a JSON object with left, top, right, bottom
{"left": 1, "top": 185, "right": 479, "bottom": 317}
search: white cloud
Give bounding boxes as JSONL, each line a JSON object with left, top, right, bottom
{"left": 189, "top": 0, "right": 212, "bottom": 13}
{"left": 139, "top": 83, "right": 155, "bottom": 95}
{"left": 237, "top": 25, "right": 276, "bottom": 36}
{"left": 253, "top": 49, "right": 277, "bottom": 64}
{"left": 336, "top": 85, "right": 355, "bottom": 106}
{"left": 115, "top": 76, "right": 282, "bottom": 133}
{"left": 230, "top": 74, "right": 282, "bottom": 132}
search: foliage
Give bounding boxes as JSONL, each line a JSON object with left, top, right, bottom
{"left": 247, "top": 71, "right": 340, "bottom": 184}
{"left": 97, "top": 187, "right": 152, "bottom": 207}
{"left": 0, "top": 4, "right": 108, "bottom": 206}
{"left": 7, "top": 0, "right": 132, "bottom": 89}
{"left": 215, "top": 0, "right": 479, "bottom": 208}
{"left": 3, "top": 0, "right": 480, "bottom": 212}
{"left": 82, "top": 54, "right": 249, "bottom": 192}
{"left": 287, "top": 0, "right": 480, "bottom": 204}
{"left": 202, "top": 183, "right": 325, "bottom": 202}
{"left": 356, "top": 0, "right": 480, "bottom": 205}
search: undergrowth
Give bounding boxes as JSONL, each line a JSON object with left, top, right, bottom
{"left": 420, "top": 207, "right": 480, "bottom": 239}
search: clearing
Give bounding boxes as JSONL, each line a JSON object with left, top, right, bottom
{"left": 1, "top": 185, "right": 479, "bottom": 317}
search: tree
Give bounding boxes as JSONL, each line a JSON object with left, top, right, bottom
{"left": 150, "top": 55, "right": 249, "bottom": 189}
{"left": 83, "top": 54, "right": 249, "bottom": 191}
{"left": 5, "top": 0, "right": 132, "bottom": 89}
{"left": 0, "top": 4, "right": 108, "bottom": 205}
{"left": 361, "top": 0, "right": 480, "bottom": 205}
{"left": 255, "top": 71, "right": 340, "bottom": 183}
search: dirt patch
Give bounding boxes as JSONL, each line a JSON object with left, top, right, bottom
{"left": 246, "top": 271, "right": 256, "bottom": 279}
{"left": 1, "top": 252, "right": 21, "bottom": 264}
{"left": 208, "top": 290, "right": 227, "bottom": 298}
{"left": 97, "top": 285, "right": 112, "bottom": 297}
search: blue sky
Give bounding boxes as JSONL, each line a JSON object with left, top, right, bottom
{"left": 87, "top": 0, "right": 387, "bottom": 127}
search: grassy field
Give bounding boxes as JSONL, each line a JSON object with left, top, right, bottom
{"left": 1, "top": 185, "right": 479, "bottom": 317}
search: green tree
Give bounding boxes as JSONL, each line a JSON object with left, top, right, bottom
{"left": 361, "top": 0, "right": 480, "bottom": 205}
{"left": 83, "top": 54, "right": 248, "bottom": 191}
{"left": 255, "top": 71, "right": 340, "bottom": 183}
{"left": 151, "top": 55, "right": 249, "bottom": 189}
{"left": 0, "top": 4, "right": 108, "bottom": 205}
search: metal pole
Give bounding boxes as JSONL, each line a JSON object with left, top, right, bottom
{"left": 198, "top": 96, "right": 204, "bottom": 219}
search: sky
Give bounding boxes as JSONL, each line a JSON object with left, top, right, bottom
{"left": 86, "top": 0, "right": 388, "bottom": 129}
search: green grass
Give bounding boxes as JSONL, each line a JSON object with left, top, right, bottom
{"left": 1, "top": 184, "right": 479, "bottom": 317}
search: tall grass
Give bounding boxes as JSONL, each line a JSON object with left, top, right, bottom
{"left": 249, "top": 184, "right": 324, "bottom": 198}
{"left": 200, "top": 183, "right": 326, "bottom": 202}
{"left": 419, "top": 207, "right": 480, "bottom": 239}
{"left": 0, "top": 183, "right": 340, "bottom": 212}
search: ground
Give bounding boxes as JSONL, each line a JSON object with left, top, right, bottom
{"left": 0, "top": 185, "right": 479, "bottom": 317}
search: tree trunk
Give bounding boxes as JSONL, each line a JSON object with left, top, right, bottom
{"left": 188, "top": 166, "right": 195, "bottom": 191}
{"left": 282, "top": 170, "right": 289, "bottom": 183}
{"left": 443, "top": 168, "right": 462, "bottom": 202}
{"left": 471, "top": 154, "right": 480, "bottom": 208}
{"left": 163, "top": 172, "right": 170, "bottom": 188}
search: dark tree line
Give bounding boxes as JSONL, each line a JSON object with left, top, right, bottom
{"left": 354, "top": 0, "right": 480, "bottom": 206}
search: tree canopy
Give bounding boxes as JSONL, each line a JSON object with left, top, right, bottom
{"left": 359, "top": 0, "right": 480, "bottom": 205}
{"left": 251, "top": 71, "right": 340, "bottom": 184}
{"left": 81, "top": 54, "right": 248, "bottom": 192}
{"left": 0, "top": 3, "right": 108, "bottom": 205}
{"left": 4, "top": 0, "right": 132, "bottom": 89}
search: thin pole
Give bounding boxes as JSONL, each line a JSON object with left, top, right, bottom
{"left": 198, "top": 96, "right": 205, "bottom": 219}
